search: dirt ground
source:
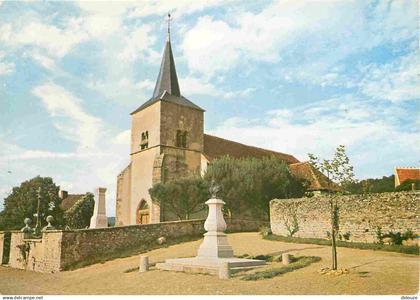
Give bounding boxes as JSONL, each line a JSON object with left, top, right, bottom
{"left": 0, "top": 232, "right": 418, "bottom": 295}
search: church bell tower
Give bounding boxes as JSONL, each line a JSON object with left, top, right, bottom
{"left": 116, "top": 14, "right": 205, "bottom": 225}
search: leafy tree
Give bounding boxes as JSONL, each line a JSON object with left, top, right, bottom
{"left": 63, "top": 193, "right": 94, "bottom": 229}
{"left": 149, "top": 177, "right": 209, "bottom": 220}
{"left": 346, "top": 175, "right": 395, "bottom": 194}
{"left": 204, "top": 156, "right": 306, "bottom": 220}
{"left": 0, "top": 176, "right": 64, "bottom": 230}
{"left": 309, "top": 145, "right": 356, "bottom": 270}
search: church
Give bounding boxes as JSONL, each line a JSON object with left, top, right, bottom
{"left": 115, "top": 20, "right": 330, "bottom": 226}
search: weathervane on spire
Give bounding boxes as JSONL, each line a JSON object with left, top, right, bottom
{"left": 167, "top": 12, "right": 172, "bottom": 41}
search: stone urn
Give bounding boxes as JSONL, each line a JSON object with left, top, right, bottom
{"left": 42, "top": 215, "right": 55, "bottom": 231}
{"left": 21, "top": 218, "right": 33, "bottom": 238}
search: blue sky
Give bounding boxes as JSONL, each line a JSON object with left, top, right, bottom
{"left": 0, "top": 0, "right": 419, "bottom": 216}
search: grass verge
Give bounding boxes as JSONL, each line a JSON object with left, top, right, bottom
{"left": 264, "top": 234, "right": 419, "bottom": 255}
{"left": 241, "top": 256, "right": 321, "bottom": 281}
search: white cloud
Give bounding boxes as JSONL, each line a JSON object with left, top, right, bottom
{"left": 182, "top": 16, "right": 240, "bottom": 77}
{"left": 357, "top": 53, "right": 420, "bottom": 102}
{"left": 1, "top": 83, "right": 133, "bottom": 215}
{"left": 75, "top": 1, "right": 135, "bottom": 39}
{"left": 12, "top": 21, "right": 88, "bottom": 58}
{"left": 0, "top": 54, "right": 14, "bottom": 75}
{"left": 32, "top": 82, "right": 102, "bottom": 151}
{"left": 118, "top": 25, "right": 157, "bottom": 62}
{"left": 23, "top": 50, "right": 56, "bottom": 71}
{"left": 181, "top": 1, "right": 417, "bottom": 80}
{"left": 180, "top": 76, "right": 256, "bottom": 99}
{"left": 2, "top": 150, "right": 94, "bottom": 160}
{"left": 128, "top": 0, "right": 231, "bottom": 18}
{"left": 137, "top": 79, "right": 155, "bottom": 91}
{"left": 208, "top": 95, "right": 419, "bottom": 179}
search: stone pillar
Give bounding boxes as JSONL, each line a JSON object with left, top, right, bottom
{"left": 282, "top": 253, "right": 291, "bottom": 265}
{"left": 90, "top": 187, "right": 108, "bottom": 229}
{"left": 218, "top": 262, "right": 231, "bottom": 279}
{"left": 197, "top": 198, "right": 234, "bottom": 258}
{"left": 139, "top": 256, "right": 149, "bottom": 273}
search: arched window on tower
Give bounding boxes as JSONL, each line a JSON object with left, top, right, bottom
{"left": 176, "top": 130, "right": 182, "bottom": 147}
{"left": 181, "top": 131, "right": 187, "bottom": 148}
{"left": 176, "top": 130, "right": 188, "bottom": 148}
{"left": 140, "top": 131, "right": 149, "bottom": 150}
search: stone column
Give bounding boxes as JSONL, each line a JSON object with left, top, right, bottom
{"left": 90, "top": 187, "right": 108, "bottom": 229}
{"left": 197, "top": 198, "right": 234, "bottom": 259}
{"left": 139, "top": 256, "right": 149, "bottom": 272}
{"left": 282, "top": 253, "right": 291, "bottom": 265}
{"left": 219, "top": 262, "right": 231, "bottom": 279}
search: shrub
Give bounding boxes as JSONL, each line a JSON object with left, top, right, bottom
{"left": 259, "top": 226, "right": 272, "bottom": 237}
{"left": 241, "top": 256, "right": 321, "bottom": 281}
{"left": 64, "top": 193, "right": 94, "bottom": 229}
{"left": 149, "top": 177, "right": 209, "bottom": 220}
{"left": 343, "top": 231, "right": 351, "bottom": 241}
{"left": 395, "top": 179, "right": 420, "bottom": 191}
{"left": 376, "top": 226, "right": 384, "bottom": 244}
{"left": 382, "top": 229, "right": 418, "bottom": 246}
{"left": 264, "top": 234, "right": 419, "bottom": 255}
{"left": 284, "top": 213, "right": 299, "bottom": 237}
{"left": 204, "top": 156, "right": 306, "bottom": 220}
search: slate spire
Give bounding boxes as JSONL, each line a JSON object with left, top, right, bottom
{"left": 152, "top": 13, "right": 181, "bottom": 98}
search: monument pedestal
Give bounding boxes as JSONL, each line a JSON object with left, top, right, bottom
{"left": 90, "top": 187, "right": 108, "bottom": 229}
{"left": 156, "top": 198, "right": 265, "bottom": 276}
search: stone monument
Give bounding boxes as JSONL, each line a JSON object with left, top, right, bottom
{"left": 156, "top": 184, "right": 265, "bottom": 277}
{"left": 89, "top": 187, "right": 108, "bottom": 229}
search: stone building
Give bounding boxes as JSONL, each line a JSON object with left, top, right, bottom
{"left": 59, "top": 190, "right": 87, "bottom": 212}
{"left": 115, "top": 24, "right": 330, "bottom": 226}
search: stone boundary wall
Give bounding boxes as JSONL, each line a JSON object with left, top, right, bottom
{"left": 60, "top": 219, "right": 205, "bottom": 270}
{"left": 0, "top": 232, "right": 4, "bottom": 264}
{"left": 6, "top": 231, "right": 62, "bottom": 273}
{"left": 270, "top": 191, "right": 419, "bottom": 243}
{"left": 3, "top": 218, "right": 266, "bottom": 273}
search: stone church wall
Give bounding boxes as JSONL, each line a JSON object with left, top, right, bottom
{"left": 116, "top": 163, "right": 131, "bottom": 226}
{"left": 4, "top": 218, "right": 266, "bottom": 273}
{"left": 270, "top": 191, "right": 419, "bottom": 243}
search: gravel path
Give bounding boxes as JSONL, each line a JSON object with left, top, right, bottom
{"left": 0, "top": 232, "right": 418, "bottom": 295}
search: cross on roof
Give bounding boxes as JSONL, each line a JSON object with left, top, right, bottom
{"left": 167, "top": 13, "right": 171, "bottom": 41}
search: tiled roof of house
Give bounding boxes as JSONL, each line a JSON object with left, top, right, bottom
{"left": 60, "top": 194, "right": 86, "bottom": 211}
{"left": 289, "top": 161, "right": 341, "bottom": 191}
{"left": 203, "top": 134, "right": 300, "bottom": 164}
{"left": 395, "top": 167, "right": 420, "bottom": 187}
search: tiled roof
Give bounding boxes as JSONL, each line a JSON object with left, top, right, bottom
{"left": 203, "top": 134, "right": 300, "bottom": 164}
{"left": 131, "top": 91, "right": 204, "bottom": 114}
{"left": 60, "top": 194, "right": 85, "bottom": 211}
{"left": 130, "top": 37, "right": 204, "bottom": 115}
{"left": 395, "top": 167, "right": 420, "bottom": 187}
{"left": 289, "top": 161, "right": 341, "bottom": 191}
{"left": 152, "top": 39, "right": 180, "bottom": 98}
